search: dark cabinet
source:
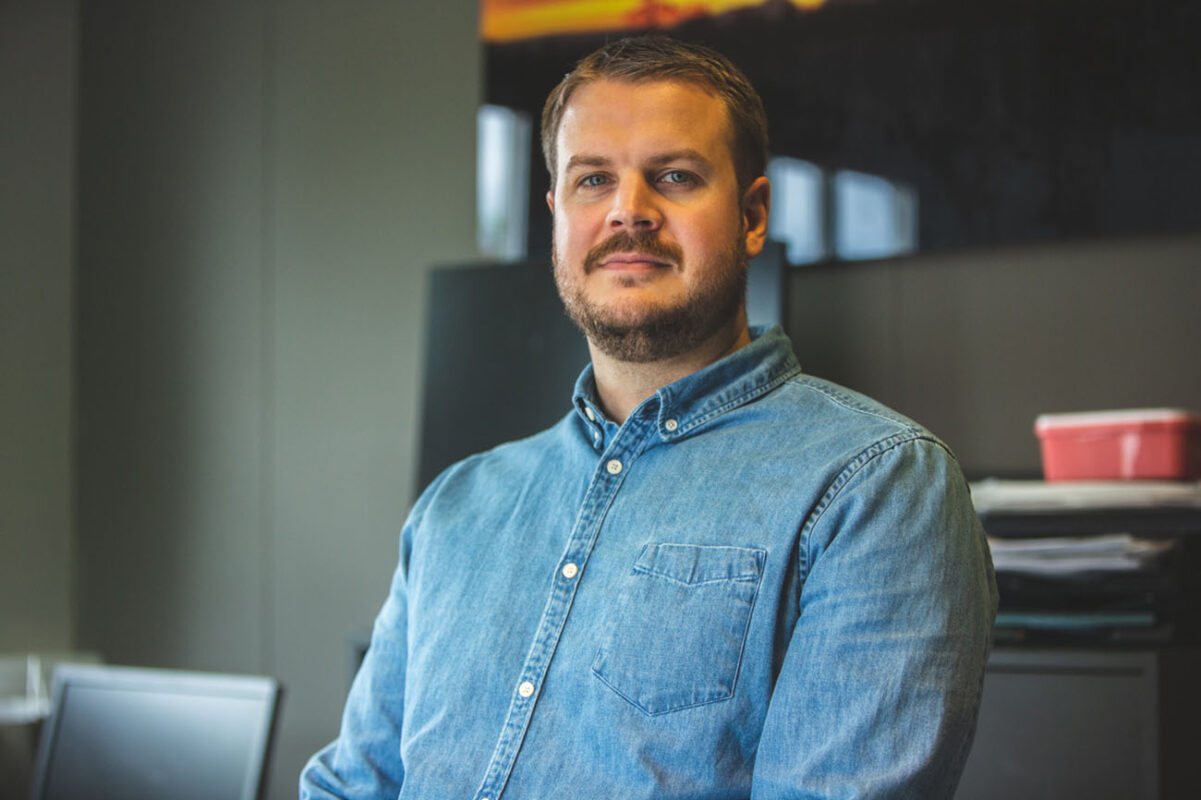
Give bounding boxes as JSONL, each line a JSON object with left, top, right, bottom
{"left": 959, "top": 647, "right": 1201, "bottom": 799}
{"left": 959, "top": 498, "right": 1201, "bottom": 799}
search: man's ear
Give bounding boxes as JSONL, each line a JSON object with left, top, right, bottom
{"left": 741, "top": 176, "right": 771, "bottom": 259}
{"left": 546, "top": 189, "right": 555, "bottom": 214}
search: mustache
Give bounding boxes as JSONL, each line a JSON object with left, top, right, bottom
{"left": 584, "top": 231, "right": 684, "bottom": 273}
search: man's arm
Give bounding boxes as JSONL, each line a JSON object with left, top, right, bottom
{"left": 751, "top": 436, "right": 997, "bottom": 799}
{"left": 299, "top": 551, "right": 409, "bottom": 800}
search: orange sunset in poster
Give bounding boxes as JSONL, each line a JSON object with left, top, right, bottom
{"left": 482, "top": 0, "right": 828, "bottom": 42}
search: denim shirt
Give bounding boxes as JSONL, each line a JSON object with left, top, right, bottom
{"left": 301, "top": 326, "right": 997, "bottom": 800}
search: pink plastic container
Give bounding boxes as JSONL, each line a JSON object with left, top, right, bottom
{"left": 1034, "top": 409, "right": 1201, "bottom": 481}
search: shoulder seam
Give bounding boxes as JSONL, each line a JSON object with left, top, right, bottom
{"left": 783, "top": 374, "right": 918, "bottom": 430}
{"left": 796, "top": 432, "right": 954, "bottom": 577}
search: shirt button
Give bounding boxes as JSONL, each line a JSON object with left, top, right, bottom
{"left": 664, "top": 418, "right": 679, "bottom": 432}
{"left": 518, "top": 680, "right": 535, "bottom": 698}
{"left": 606, "top": 458, "right": 623, "bottom": 475}
{"left": 584, "top": 407, "right": 595, "bottom": 421}
{"left": 561, "top": 562, "right": 579, "bottom": 579}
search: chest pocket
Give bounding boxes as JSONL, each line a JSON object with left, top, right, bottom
{"left": 592, "top": 542, "right": 766, "bottom": 716}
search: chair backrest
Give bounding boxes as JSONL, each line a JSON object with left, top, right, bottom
{"left": 29, "top": 664, "right": 281, "bottom": 800}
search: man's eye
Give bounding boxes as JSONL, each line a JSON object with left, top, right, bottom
{"left": 579, "top": 174, "right": 609, "bottom": 188}
{"left": 659, "top": 170, "right": 695, "bottom": 186}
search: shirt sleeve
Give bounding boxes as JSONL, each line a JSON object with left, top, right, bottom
{"left": 751, "top": 436, "right": 998, "bottom": 800}
{"left": 299, "top": 533, "right": 411, "bottom": 799}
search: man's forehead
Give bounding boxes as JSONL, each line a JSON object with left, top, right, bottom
{"left": 561, "top": 77, "right": 724, "bottom": 119}
{"left": 555, "top": 78, "right": 734, "bottom": 159}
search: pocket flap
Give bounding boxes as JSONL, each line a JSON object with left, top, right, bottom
{"left": 632, "top": 543, "right": 765, "bottom": 586}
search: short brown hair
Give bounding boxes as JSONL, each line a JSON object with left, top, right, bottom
{"left": 541, "top": 36, "right": 768, "bottom": 192}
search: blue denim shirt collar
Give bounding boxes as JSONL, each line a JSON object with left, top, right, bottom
{"left": 571, "top": 325, "right": 803, "bottom": 441}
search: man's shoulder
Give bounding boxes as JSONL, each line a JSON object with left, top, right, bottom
{"left": 768, "top": 371, "right": 941, "bottom": 451}
{"left": 737, "top": 371, "right": 968, "bottom": 493}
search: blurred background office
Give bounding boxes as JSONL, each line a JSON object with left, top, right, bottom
{"left": 3, "top": 1, "right": 1200, "bottom": 798}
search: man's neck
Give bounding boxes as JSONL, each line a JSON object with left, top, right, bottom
{"left": 588, "top": 322, "right": 753, "bottom": 423}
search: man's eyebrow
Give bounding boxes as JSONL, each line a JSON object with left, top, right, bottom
{"left": 563, "top": 155, "right": 610, "bottom": 173}
{"left": 563, "top": 150, "right": 713, "bottom": 173}
{"left": 645, "top": 149, "right": 711, "bottom": 168}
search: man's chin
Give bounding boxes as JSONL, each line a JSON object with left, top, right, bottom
{"left": 571, "top": 304, "right": 720, "bottom": 363}
{"left": 586, "top": 301, "right": 679, "bottom": 331}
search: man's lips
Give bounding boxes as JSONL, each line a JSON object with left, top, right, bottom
{"left": 597, "top": 252, "right": 673, "bottom": 270}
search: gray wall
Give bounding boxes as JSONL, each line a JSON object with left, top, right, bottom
{"left": 71, "top": 1, "right": 479, "bottom": 796}
{"left": 0, "top": 0, "right": 76, "bottom": 655}
{"left": 269, "top": 1, "right": 479, "bottom": 788}
{"left": 788, "top": 233, "right": 1201, "bottom": 478}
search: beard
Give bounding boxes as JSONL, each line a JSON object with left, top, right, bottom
{"left": 553, "top": 229, "right": 748, "bottom": 363}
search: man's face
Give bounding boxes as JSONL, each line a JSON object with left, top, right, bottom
{"left": 547, "top": 79, "right": 769, "bottom": 363}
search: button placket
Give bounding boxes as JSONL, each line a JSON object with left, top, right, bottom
{"left": 475, "top": 412, "right": 652, "bottom": 800}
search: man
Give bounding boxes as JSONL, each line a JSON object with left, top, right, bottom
{"left": 302, "top": 36, "right": 996, "bottom": 799}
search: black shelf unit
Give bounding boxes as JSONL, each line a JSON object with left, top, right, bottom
{"left": 958, "top": 502, "right": 1201, "bottom": 799}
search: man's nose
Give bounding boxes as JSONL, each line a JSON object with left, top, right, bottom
{"left": 605, "top": 177, "right": 662, "bottom": 232}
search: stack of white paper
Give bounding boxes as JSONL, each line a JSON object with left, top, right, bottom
{"left": 987, "top": 533, "right": 1176, "bottom": 576}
